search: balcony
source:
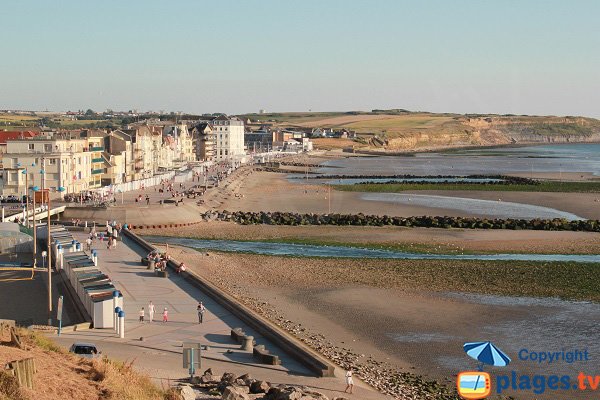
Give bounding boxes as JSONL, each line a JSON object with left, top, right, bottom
{"left": 92, "top": 157, "right": 104, "bottom": 163}
{"left": 91, "top": 169, "right": 104, "bottom": 175}
{"left": 90, "top": 146, "right": 104, "bottom": 151}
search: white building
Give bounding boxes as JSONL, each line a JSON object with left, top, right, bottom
{"left": 213, "top": 115, "right": 245, "bottom": 160}
{"left": 2, "top": 137, "right": 92, "bottom": 196}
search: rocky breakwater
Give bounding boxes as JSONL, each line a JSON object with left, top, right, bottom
{"left": 201, "top": 210, "right": 600, "bottom": 232}
{"left": 179, "top": 369, "right": 350, "bottom": 400}
{"left": 304, "top": 174, "right": 540, "bottom": 185}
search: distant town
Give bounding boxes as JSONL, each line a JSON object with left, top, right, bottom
{"left": 0, "top": 109, "right": 316, "bottom": 198}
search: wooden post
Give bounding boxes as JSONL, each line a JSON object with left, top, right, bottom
{"left": 6, "top": 357, "right": 36, "bottom": 389}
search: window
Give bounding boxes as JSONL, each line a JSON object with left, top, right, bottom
{"left": 28, "top": 143, "right": 34, "bottom": 150}
{"left": 44, "top": 144, "right": 52, "bottom": 152}
{"left": 12, "top": 158, "right": 18, "bottom": 168}
{"left": 49, "top": 158, "right": 57, "bottom": 165}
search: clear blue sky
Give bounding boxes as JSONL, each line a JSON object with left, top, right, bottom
{"left": 2, "top": 0, "right": 599, "bottom": 117}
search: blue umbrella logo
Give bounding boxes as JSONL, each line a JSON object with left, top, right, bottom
{"left": 464, "top": 341, "right": 511, "bottom": 370}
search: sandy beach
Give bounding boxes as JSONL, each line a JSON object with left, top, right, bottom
{"left": 151, "top": 244, "right": 599, "bottom": 400}
{"left": 129, "top": 150, "right": 600, "bottom": 399}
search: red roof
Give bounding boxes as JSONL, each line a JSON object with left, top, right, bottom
{"left": 0, "top": 131, "right": 39, "bottom": 144}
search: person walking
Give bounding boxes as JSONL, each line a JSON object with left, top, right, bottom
{"left": 139, "top": 307, "right": 145, "bottom": 323}
{"left": 85, "top": 237, "right": 92, "bottom": 251}
{"left": 197, "top": 302, "right": 205, "bottom": 324}
{"left": 344, "top": 369, "right": 354, "bottom": 394}
{"left": 162, "top": 307, "right": 168, "bottom": 323}
{"left": 148, "top": 301, "right": 155, "bottom": 323}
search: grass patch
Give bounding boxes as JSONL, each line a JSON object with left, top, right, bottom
{"left": 28, "top": 331, "right": 65, "bottom": 354}
{"left": 90, "top": 358, "right": 175, "bottom": 400}
{"left": 383, "top": 260, "right": 600, "bottom": 302}
{"left": 259, "top": 237, "right": 474, "bottom": 254}
{"left": 335, "top": 181, "right": 600, "bottom": 193}
{"left": 0, "top": 371, "right": 26, "bottom": 400}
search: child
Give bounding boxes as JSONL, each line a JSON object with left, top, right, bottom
{"left": 139, "top": 307, "right": 145, "bottom": 323}
{"left": 162, "top": 307, "right": 168, "bottom": 323}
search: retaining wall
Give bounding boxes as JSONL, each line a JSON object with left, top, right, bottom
{"left": 123, "top": 229, "right": 336, "bottom": 377}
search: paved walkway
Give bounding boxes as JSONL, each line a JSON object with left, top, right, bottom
{"left": 50, "top": 230, "right": 389, "bottom": 399}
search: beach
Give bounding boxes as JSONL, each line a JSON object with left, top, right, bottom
{"left": 150, "top": 243, "right": 599, "bottom": 400}
{"left": 136, "top": 147, "right": 600, "bottom": 399}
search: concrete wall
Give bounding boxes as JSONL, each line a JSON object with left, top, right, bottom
{"left": 123, "top": 230, "right": 336, "bottom": 377}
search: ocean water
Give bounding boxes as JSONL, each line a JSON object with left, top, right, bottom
{"left": 142, "top": 236, "right": 600, "bottom": 262}
{"left": 360, "top": 193, "right": 585, "bottom": 220}
{"left": 318, "top": 143, "right": 600, "bottom": 176}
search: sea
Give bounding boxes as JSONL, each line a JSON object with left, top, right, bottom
{"left": 317, "top": 143, "right": 600, "bottom": 176}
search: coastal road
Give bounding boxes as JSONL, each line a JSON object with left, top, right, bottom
{"left": 49, "top": 230, "right": 389, "bottom": 399}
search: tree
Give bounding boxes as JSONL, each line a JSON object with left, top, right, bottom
{"left": 85, "top": 109, "right": 96, "bottom": 116}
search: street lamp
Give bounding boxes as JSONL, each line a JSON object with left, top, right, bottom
{"left": 31, "top": 185, "right": 40, "bottom": 266}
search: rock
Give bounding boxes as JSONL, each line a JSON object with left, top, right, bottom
{"left": 178, "top": 385, "right": 196, "bottom": 400}
{"left": 218, "top": 372, "right": 238, "bottom": 391}
{"left": 302, "top": 389, "right": 329, "bottom": 400}
{"left": 250, "top": 380, "right": 270, "bottom": 394}
{"left": 222, "top": 385, "right": 250, "bottom": 400}
{"left": 203, "top": 368, "right": 213, "bottom": 376}
{"left": 200, "top": 374, "right": 221, "bottom": 384}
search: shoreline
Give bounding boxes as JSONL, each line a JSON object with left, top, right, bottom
{"left": 340, "top": 139, "right": 600, "bottom": 157}
{"left": 153, "top": 244, "right": 599, "bottom": 400}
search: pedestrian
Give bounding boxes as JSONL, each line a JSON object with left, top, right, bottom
{"left": 85, "top": 237, "right": 92, "bottom": 251}
{"left": 139, "top": 307, "right": 145, "bottom": 323}
{"left": 148, "top": 301, "right": 155, "bottom": 322}
{"left": 162, "top": 307, "right": 168, "bottom": 323}
{"left": 344, "top": 369, "right": 354, "bottom": 394}
{"left": 197, "top": 302, "right": 205, "bottom": 324}
{"left": 106, "top": 236, "right": 112, "bottom": 250}
{"left": 176, "top": 262, "right": 186, "bottom": 274}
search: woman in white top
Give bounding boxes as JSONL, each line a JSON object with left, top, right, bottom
{"left": 148, "top": 301, "right": 155, "bottom": 323}
{"left": 345, "top": 369, "right": 354, "bottom": 394}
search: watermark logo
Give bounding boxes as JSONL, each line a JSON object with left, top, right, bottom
{"left": 457, "top": 342, "right": 596, "bottom": 398}
{"left": 457, "top": 341, "right": 511, "bottom": 399}
{"left": 456, "top": 371, "right": 491, "bottom": 399}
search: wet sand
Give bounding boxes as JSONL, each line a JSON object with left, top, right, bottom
{"left": 153, "top": 245, "right": 599, "bottom": 400}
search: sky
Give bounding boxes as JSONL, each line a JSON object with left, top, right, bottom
{"left": 2, "top": 0, "right": 600, "bottom": 117}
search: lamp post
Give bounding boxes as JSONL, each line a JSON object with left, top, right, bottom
{"left": 42, "top": 159, "right": 53, "bottom": 326}
{"left": 31, "top": 185, "right": 39, "bottom": 267}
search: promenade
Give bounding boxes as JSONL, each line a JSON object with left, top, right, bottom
{"left": 50, "top": 230, "right": 389, "bottom": 399}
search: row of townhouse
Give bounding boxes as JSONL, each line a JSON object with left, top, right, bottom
{"left": 0, "top": 115, "right": 246, "bottom": 197}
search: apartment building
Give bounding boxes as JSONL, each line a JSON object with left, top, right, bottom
{"left": 212, "top": 115, "right": 245, "bottom": 160}
{"left": 163, "top": 123, "right": 195, "bottom": 165}
{"left": 189, "top": 122, "right": 215, "bottom": 161}
{"left": 1, "top": 137, "right": 92, "bottom": 196}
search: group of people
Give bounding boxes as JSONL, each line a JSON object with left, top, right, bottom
{"left": 137, "top": 301, "right": 206, "bottom": 324}
{"left": 83, "top": 223, "right": 122, "bottom": 251}
{"left": 147, "top": 250, "right": 170, "bottom": 272}
{"left": 138, "top": 301, "right": 168, "bottom": 323}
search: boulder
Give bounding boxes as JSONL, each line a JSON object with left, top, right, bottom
{"left": 178, "top": 385, "right": 196, "bottom": 400}
{"left": 222, "top": 385, "right": 250, "bottom": 400}
{"left": 250, "top": 380, "right": 270, "bottom": 394}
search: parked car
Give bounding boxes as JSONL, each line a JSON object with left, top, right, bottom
{"left": 5, "top": 194, "right": 20, "bottom": 203}
{"left": 69, "top": 343, "right": 101, "bottom": 358}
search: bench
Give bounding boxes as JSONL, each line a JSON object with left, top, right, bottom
{"left": 231, "top": 328, "right": 245, "bottom": 344}
{"left": 154, "top": 270, "right": 168, "bottom": 278}
{"left": 253, "top": 345, "right": 280, "bottom": 365}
